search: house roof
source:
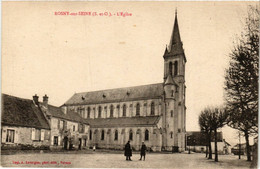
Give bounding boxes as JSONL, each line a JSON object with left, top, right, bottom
{"left": 1, "top": 94, "right": 50, "bottom": 130}
{"left": 186, "top": 131, "right": 223, "bottom": 146}
{"left": 64, "top": 83, "right": 164, "bottom": 106}
{"left": 45, "top": 104, "right": 88, "bottom": 124}
{"left": 85, "top": 116, "right": 161, "bottom": 128}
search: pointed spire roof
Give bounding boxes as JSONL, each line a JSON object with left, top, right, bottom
{"left": 169, "top": 10, "right": 182, "bottom": 51}
{"left": 163, "top": 9, "right": 186, "bottom": 62}
{"left": 164, "top": 44, "right": 168, "bottom": 54}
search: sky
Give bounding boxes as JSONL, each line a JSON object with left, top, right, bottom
{"left": 2, "top": 1, "right": 258, "bottom": 145}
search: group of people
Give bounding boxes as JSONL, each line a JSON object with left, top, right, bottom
{"left": 124, "top": 141, "right": 147, "bottom": 161}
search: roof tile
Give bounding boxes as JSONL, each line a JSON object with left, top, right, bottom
{"left": 1, "top": 94, "right": 50, "bottom": 130}
{"left": 65, "top": 83, "right": 164, "bottom": 105}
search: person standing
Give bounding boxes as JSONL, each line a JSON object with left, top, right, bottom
{"left": 139, "top": 142, "right": 146, "bottom": 161}
{"left": 124, "top": 141, "right": 132, "bottom": 161}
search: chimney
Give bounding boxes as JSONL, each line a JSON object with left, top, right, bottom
{"left": 61, "top": 106, "right": 67, "bottom": 115}
{"left": 33, "top": 94, "right": 39, "bottom": 105}
{"left": 43, "top": 94, "right": 48, "bottom": 108}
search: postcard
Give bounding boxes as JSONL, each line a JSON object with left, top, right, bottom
{"left": 1, "top": 1, "right": 259, "bottom": 168}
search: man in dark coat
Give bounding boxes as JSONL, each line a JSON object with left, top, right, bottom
{"left": 124, "top": 141, "right": 132, "bottom": 161}
{"left": 139, "top": 142, "right": 146, "bottom": 161}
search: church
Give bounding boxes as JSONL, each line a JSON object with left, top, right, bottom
{"left": 63, "top": 11, "right": 187, "bottom": 152}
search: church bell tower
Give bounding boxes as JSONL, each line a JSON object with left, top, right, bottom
{"left": 162, "top": 10, "right": 186, "bottom": 152}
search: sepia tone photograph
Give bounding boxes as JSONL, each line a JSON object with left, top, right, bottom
{"left": 1, "top": 1, "right": 259, "bottom": 168}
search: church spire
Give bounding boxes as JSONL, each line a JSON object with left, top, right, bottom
{"left": 169, "top": 9, "right": 182, "bottom": 52}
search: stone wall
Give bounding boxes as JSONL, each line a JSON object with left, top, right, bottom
{"left": 1, "top": 125, "right": 50, "bottom": 149}
{"left": 50, "top": 117, "right": 89, "bottom": 150}
{"left": 187, "top": 142, "right": 230, "bottom": 154}
{"left": 68, "top": 98, "right": 162, "bottom": 119}
{"left": 88, "top": 126, "right": 162, "bottom": 151}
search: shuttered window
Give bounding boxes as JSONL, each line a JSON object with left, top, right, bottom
{"left": 31, "top": 128, "right": 36, "bottom": 140}
{"left": 6, "top": 129, "right": 15, "bottom": 143}
{"left": 41, "top": 130, "right": 45, "bottom": 141}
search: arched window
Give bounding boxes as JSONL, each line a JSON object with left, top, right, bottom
{"left": 98, "top": 106, "right": 102, "bottom": 118}
{"left": 136, "top": 103, "right": 140, "bottom": 116}
{"left": 174, "top": 61, "right": 178, "bottom": 76}
{"left": 145, "top": 129, "right": 149, "bottom": 141}
{"left": 89, "top": 130, "right": 92, "bottom": 140}
{"left": 114, "top": 130, "right": 118, "bottom": 140}
{"left": 169, "top": 62, "right": 173, "bottom": 76}
{"left": 101, "top": 130, "right": 105, "bottom": 140}
{"left": 87, "top": 107, "right": 91, "bottom": 118}
{"left": 129, "top": 130, "right": 133, "bottom": 141}
{"left": 123, "top": 105, "right": 126, "bottom": 117}
{"left": 151, "top": 102, "right": 155, "bottom": 115}
{"left": 110, "top": 105, "right": 114, "bottom": 117}
{"left": 170, "top": 132, "right": 173, "bottom": 138}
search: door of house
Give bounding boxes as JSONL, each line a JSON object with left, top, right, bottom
{"left": 64, "top": 136, "right": 68, "bottom": 150}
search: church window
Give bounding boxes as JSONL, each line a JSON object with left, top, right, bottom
{"left": 129, "top": 130, "right": 133, "bottom": 141}
{"left": 101, "top": 130, "right": 105, "bottom": 140}
{"left": 151, "top": 102, "right": 155, "bottom": 115}
{"left": 89, "top": 130, "right": 92, "bottom": 140}
{"left": 98, "top": 106, "right": 102, "bottom": 118}
{"left": 87, "top": 107, "right": 91, "bottom": 118}
{"left": 123, "top": 104, "right": 126, "bottom": 117}
{"left": 169, "top": 62, "right": 173, "bottom": 76}
{"left": 170, "top": 132, "right": 173, "bottom": 138}
{"left": 171, "top": 90, "right": 174, "bottom": 97}
{"left": 136, "top": 103, "right": 140, "bottom": 116}
{"left": 110, "top": 105, "right": 114, "bottom": 117}
{"left": 174, "top": 61, "right": 178, "bottom": 75}
{"left": 171, "top": 110, "right": 173, "bottom": 117}
{"left": 114, "top": 130, "right": 118, "bottom": 140}
{"left": 145, "top": 129, "right": 149, "bottom": 141}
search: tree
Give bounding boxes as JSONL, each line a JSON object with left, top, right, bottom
{"left": 224, "top": 6, "right": 259, "bottom": 161}
{"left": 199, "top": 107, "right": 228, "bottom": 162}
{"left": 199, "top": 108, "right": 213, "bottom": 160}
{"left": 208, "top": 107, "right": 228, "bottom": 162}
